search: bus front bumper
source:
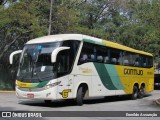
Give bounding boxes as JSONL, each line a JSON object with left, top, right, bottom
{"left": 15, "top": 86, "right": 57, "bottom": 100}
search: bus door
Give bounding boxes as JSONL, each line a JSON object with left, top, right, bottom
{"left": 56, "top": 50, "right": 73, "bottom": 99}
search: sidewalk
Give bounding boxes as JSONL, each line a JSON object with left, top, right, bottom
{"left": 0, "top": 91, "right": 15, "bottom": 93}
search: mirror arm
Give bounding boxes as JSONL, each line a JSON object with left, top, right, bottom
{"left": 9, "top": 50, "right": 22, "bottom": 64}
{"left": 51, "top": 47, "right": 70, "bottom": 63}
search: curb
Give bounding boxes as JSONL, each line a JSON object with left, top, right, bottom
{"left": 0, "top": 91, "right": 15, "bottom": 93}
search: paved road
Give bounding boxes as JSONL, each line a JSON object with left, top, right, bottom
{"left": 0, "top": 90, "right": 160, "bottom": 120}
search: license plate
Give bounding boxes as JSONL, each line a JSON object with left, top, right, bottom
{"left": 27, "top": 94, "right": 34, "bottom": 98}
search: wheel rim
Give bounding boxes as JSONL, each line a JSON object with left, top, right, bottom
{"left": 134, "top": 90, "right": 138, "bottom": 98}
{"left": 140, "top": 87, "right": 145, "bottom": 95}
{"left": 133, "top": 87, "right": 138, "bottom": 99}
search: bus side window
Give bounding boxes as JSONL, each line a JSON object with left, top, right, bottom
{"left": 110, "top": 48, "right": 122, "bottom": 65}
{"left": 90, "top": 54, "right": 95, "bottom": 61}
{"left": 96, "top": 45, "right": 108, "bottom": 63}
{"left": 142, "top": 55, "right": 147, "bottom": 67}
{"left": 123, "top": 59, "right": 129, "bottom": 66}
{"left": 80, "top": 54, "right": 88, "bottom": 62}
{"left": 147, "top": 56, "right": 153, "bottom": 68}
{"left": 104, "top": 56, "right": 109, "bottom": 63}
{"left": 134, "top": 58, "right": 140, "bottom": 67}
{"left": 56, "top": 50, "right": 71, "bottom": 77}
{"left": 78, "top": 42, "right": 93, "bottom": 65}
{"left": 122, "top": 51, "right": 132, "bottom": 66}
{"left": 97, "top": 56, "right": 103, "bottom": 62}
{"left": 111, "top": 58, "right": 117, "bottom": 64}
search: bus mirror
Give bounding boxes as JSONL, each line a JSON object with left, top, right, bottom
{"left": 51, "top": 47, "right": 70, "bottom": 63}
{"left": 9, "top": 50, "right": 22, "bottom": 64}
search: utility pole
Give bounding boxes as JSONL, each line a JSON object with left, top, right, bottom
{"left": 48, "top": 0, "right": 53, "bottom": 35}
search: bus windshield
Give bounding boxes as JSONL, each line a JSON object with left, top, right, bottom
{"left": 17, "top": 42, "right": 61, "bottom": 82}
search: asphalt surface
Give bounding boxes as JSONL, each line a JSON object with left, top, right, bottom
{"left": 0, "top": 90, "right": 160, "bottom": 120}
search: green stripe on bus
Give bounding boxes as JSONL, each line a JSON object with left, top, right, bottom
{"left": 94, "top": 63, "right": 117, "bottom": 90}
{"left": 37, "top": 80, "right": 49, "bottom": 87}
{"left": 83, "top": 39, "right": 106, "bottom": 46}
{"left": 30, "top": 83, "right": 39, "bottom": 87}
{"left": 83, "top": 39, "right": 95, "bottom": 44}
{"left": 104, "top": 64, "right": 124, "bottom": 90}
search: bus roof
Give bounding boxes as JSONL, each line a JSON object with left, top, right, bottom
{"left": 26, "top": 34, "right": 153, "bottom": 56}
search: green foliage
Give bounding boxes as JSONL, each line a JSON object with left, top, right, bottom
{"left": 0, "top": 80, "right": 13, "bottom": 90}
{"left": 0, "top": 0, "right": 159, "bottom": 62}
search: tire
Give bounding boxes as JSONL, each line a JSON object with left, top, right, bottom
{"left": 138, "top": 86, "right": 145, "bottom": 99}
{"left": 44, "top": 100, "right": 52, "bottom": 105}
{"left": 76, "top": 87, "right": 84, "bottom": 106}
{"left": 131, "top": 86, "right": 138, "bottom": 100}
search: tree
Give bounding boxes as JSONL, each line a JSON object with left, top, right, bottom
{"left": 0, "top": 0, "right": 48, "bottom": 90}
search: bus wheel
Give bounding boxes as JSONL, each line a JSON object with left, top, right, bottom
{"left": 131, "top": 86, "right": 138, "bottom": 100}
{"left": 138, "top": 86, "right": 145, "bottom": 99}
{"left": 76, "top": 86, "right": 84, "bottom": 106}
{"left": 44, "top": 100, "right": 52, "bottom": 105}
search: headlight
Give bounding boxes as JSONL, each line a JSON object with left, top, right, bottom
{"left": 45, "top": 81, "right": 61, "bottom": 90}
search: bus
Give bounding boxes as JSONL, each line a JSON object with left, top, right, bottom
{"left": 9, "top": 34, "right": 154, "bottom": 105}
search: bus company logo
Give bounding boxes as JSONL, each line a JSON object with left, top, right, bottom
{"left": 79, "top": 67, "right": 92, "bottom": 74}
{"left": 61, "top": 89, "right": 72, "bottom": 98}
{"left": 124, "top": 68, "right": 143, "bottom": 75}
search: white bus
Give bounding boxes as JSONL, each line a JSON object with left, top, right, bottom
{"left": 10, "top": 34, "right": 154, "bottom": 105}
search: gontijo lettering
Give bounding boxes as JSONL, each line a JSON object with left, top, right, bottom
{"left": 124, "top": 68, "right": 143, "bottom": 75}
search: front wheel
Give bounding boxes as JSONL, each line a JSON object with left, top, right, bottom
{"left": 76, "top": 87, "right": 84, "bottom": 106}
{"left": 131, "top": 86, "right": 138, "bottom": 100}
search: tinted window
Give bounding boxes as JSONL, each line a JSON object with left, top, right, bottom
{"left": 78, "top": 42, "right": 94, "bottom": 65}
{"left": 56, "top": 50, "right": 71, "bottom": 77}
{"left": 122, "top": 51, "right": 132, "bottom": 66}
{"left": 110, "top": 48, "right": 122, "bottom": 65}
{"left": 96, "top": 45, "right": 109, "bottom": 63}
{"left": 78, "top": 43, "right": 109, "bottom": 64}
{"left": 147, "top": 56, "right": 153, "bottom": 68}
{"left": 78, "top": 42, "right": 153, "bottom": 68}
{"left": 57, "top": 40, "right": 80, "bottom": 77}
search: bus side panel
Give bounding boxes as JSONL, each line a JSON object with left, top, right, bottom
{"left": 91, "top": 63, "right": 115, "bottom": 97}
{"left": 93, "top": 63, "right": 124, "bottom": 96}
{"left": 146, "top": 67, "right": 154, "bottom": 93}
{"left": 115, "top": 65, "right": 154, "bottom": 94}
{"left": 73, "top": 63, "right": 126, "bottom": 97}
{"left": 71, "top": 63, "right": 92, "bottom": 98}
{"left": 73, "top": 63, "right": 154, "bottom": 99}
